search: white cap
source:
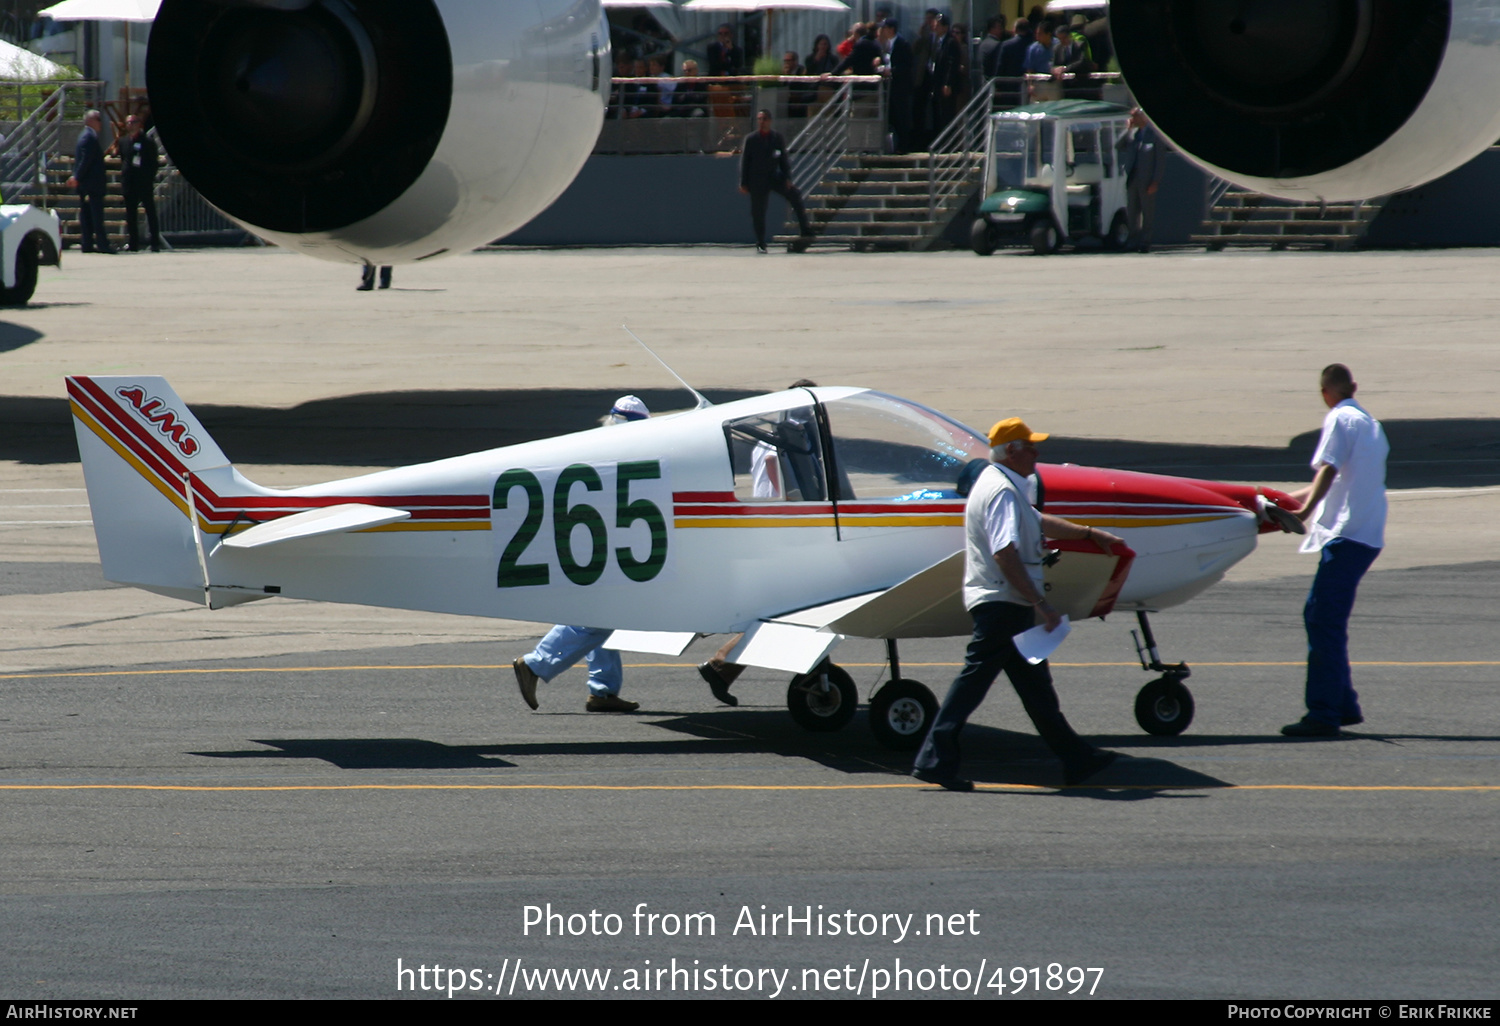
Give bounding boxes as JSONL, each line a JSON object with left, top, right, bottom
{"left": 610, "top": 395, "right": 650, "bottom": 421}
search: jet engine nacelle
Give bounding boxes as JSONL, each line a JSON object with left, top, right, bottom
{"left": 1112, "top": 0, "right": 1500, "bottom": 202}
{"left": 147, "top": 0, "right": 608, "bottom": 264}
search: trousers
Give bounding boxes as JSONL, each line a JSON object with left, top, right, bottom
{"left": 124, "top": 187, "right": 159, "bottom": 251}
{"left": 77, "top": 190, "right": 109, "bottom": 252}
{"left": 749, "top": 183, "right": 811, "bottom": 247}
{"left": 522, "top": 625, "right": 623, "bottom": 697}
{"left": 1303, "top": 538, "right": 1380, "bottom": 726}
{"left": 914, "top": 601, "right": 1093, "bottom": 777}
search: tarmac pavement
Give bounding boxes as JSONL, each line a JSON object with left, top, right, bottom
{"left": 0, "top": 246, "right": 1497, "bottom": 999}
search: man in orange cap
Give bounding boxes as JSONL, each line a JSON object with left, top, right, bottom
{"left": 912, "top": 416, "right": 1125, "bottom": 791}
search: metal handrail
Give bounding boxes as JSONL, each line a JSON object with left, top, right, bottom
{"left": 0, "top": 83, "right": 68, "bottom": 205}
{"left": 785, "top": 78, "right": 855, "bottom": 198}
{"left": 926, "top": 77, "right": 997, "bottom": 219}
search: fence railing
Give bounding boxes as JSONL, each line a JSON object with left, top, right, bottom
{"left": 785, "top": 78, "right": 855, "bottom": 198}
{"left": 148, "top": 131, "right": 251, "bottom": 240}
{"left": 0, "top": 77, "right": 101, "bottom": 124}
{"left": 597, "top": 74, "right": 884, "bottom": 154}
{"left": 0, "top": 86, "right": 63, "bottom": 204}
{"left": 926, "top": 78, "right": 998, "bottom": 219}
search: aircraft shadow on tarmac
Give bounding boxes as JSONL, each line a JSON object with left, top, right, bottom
{"left": 191, "top": 713, "right": 1229, "bottom": 796}
{"left": 4, "top": 388, "right": 1495, "bottom": 488}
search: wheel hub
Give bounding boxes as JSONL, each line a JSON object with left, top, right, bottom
{"left": 886, "top": 697, "right": 926, "bottom": 735}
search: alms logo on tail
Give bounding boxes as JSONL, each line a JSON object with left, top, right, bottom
{"left": 114, "top": 385, "right": 200, "bottom": 457}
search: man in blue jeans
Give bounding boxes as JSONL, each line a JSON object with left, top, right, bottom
{"left": 512, "top": 396, "right": 651, "bottom": 713}
{"left": 1281, "top": 364, "right": 1388, "bottom": 737}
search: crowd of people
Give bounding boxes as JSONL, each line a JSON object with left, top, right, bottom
{"left": 606, "top": 7, "right": 1115, "bottom": 153}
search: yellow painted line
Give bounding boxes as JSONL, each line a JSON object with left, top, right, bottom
{"left": 0, "top": 783, "right": 1496, "bottom": 793}
{"left": 5, "top": 660, "right": 1499, "bottom": 682}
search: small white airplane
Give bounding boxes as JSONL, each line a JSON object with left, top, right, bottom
{"left": 66, "top": 374, "right": 1299, "bottom": 749}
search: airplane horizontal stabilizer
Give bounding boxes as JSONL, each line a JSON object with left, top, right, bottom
{"left": 602, "top": 630, "right": 699, "bottom": 656}
{"left": 218, "top": 504, "right": 412, "bottom": 550}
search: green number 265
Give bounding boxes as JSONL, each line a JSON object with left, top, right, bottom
{"left": 493, "top": 461, "right": 667, "bottom": 588}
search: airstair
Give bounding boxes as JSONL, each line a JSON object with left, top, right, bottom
{"left": 1191, "top": 181, "right": 1387, "bottom": 250}
{"left": 773, "top": 80, "right": 992, "bottom": 252}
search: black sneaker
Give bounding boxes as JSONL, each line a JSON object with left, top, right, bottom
{"left": 586, "top": 694, "right": 639, "bottom": 712}
{"left": 697, "top": 662, "right": 738, "bottom": 707}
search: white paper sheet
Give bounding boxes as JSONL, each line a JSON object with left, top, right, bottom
{"left": 1014, "top": 614, "right": 1071, "bottom": 664}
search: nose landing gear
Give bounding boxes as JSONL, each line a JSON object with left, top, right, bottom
{"left": 1130, "top": 611, "right": 1194, "bottom": 736}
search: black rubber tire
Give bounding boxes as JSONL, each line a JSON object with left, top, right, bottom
{"left": 786, "top": 662, "right": 858, "bottom": 732}
{"left": 868, "top": 678, "right": 938, "bottom": 751}
{"left": 969, "top": 218, "right": 996, "bottom": 256}
{"left": 1134, "top": 676, "right": 1195, "bottom": 736}
{"left": 1029, "top": 219, "right": 1059, "bottom": 255}
{"left": 0, "top": 234, "right": 39, "bottom": 306}
{"left": 1104, "top": 211, "right": 1130, "bottom": 251}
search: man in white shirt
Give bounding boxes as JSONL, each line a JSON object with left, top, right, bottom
{"left": 912, "top": 417, "right": 1124, "bottom": 791}
{"left": 1280, "top": 364, "right": 1388, "bottom": 737}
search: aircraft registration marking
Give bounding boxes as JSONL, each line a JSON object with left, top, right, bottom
{"left": 492, "top": 460, "right": 671, "bottom": 588}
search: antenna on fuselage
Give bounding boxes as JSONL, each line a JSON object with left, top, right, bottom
{"left": 622, "top": 325, "right": 713, "bottom": 410}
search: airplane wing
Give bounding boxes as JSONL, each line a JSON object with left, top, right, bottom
{"left": 721, "top": 542, "right": 1137, "bottom": 675}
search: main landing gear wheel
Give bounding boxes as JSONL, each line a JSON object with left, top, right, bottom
{"left": 868, "top": 678, "right": 938, "bottom": 751}
{"left": 1134, "top": 676, "right": 1194, "bottom": 736}
{"left": 786, "top": 662, "right": 857, "bottom": 732}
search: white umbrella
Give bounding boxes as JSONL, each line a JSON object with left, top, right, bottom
{"left": 40, "top": 0, "right": 161, "bottom": 93}
{"left": 601, "top": 0, "right": 676, "bottom": 7}
{"left": 38, "top": 0, "right": 158, "bottom": 20}
{"left": 0, "top": 39, "right": 72, "bottom": 81}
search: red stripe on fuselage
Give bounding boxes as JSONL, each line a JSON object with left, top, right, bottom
{"left": 70, "top": 377, "right": 491, "bottom": 523}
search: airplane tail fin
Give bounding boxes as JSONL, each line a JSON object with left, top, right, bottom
{"left": 66, "top": 375, "right": 236, "bottom": 605}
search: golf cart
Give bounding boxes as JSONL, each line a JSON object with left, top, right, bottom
{"left": 970, "top": 100, "right": 1133, "bottom": 255}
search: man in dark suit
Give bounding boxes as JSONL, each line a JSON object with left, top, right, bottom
{"left": 707, "top": 23, "right": 743, "bottom": 76}
{"left": 995, "top": 18, "right": 1034, "bottom": 106}
{"left": 978, "top": 17, "right": 1006, "bottom": 79}
{"left": 739, "top": 110, "right": 812, "bottom": 253}
{"left": 1117, "top": 107, "right": 1167, "bottom": 252}
{"left": 930, "top": 14, "right": 963, "bottom": 140}
{"left": 118, "top": 114, "right": 160, "bottom": 253}
{"left": 66, "top": 109, "right": 111, "bottom": 254}
{"left": 877, "top": 19, "right": 915, "bottom": 153}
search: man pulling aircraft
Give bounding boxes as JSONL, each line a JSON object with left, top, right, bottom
{"left": 913, "top": 417, "right": 1125, "bottom": 792}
